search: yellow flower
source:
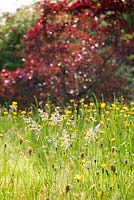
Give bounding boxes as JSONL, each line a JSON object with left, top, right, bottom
{"left": 75, "top": 174, "right": 83, "bottom": 182}
{"left": 123, "top": 106, "right": 129, "bottom": 112}
{"left": 0, "top": 134, "right": 3, "bottom": 137}
{"left": 38, "top": 124, "right": 42, "bottom": 129}
{"left": 100, "top": 103, "right": 106, "bottom": 109}
{"left": 3, "top": 111, "right": 8, "bottom": 115}
{"left": 111, "top": 137, "right": 116, "bottom": 142}
{"left": 65, "top": 110, "right": 71, "bottom": 115}
{"left": 100, "top": 121, "right": 104, "bottom": 125}
{"left": 124, "top": 121, "right": 130, "bottom": 127}
{"left": 21, "top": 110, "right": 27, "bottom": 115}
{"left": 106, "top": 118, "right": 110, "bottom": 122}
{"left": 60, "top": 115, "right": 66, "bottom": 121}
{"left": 13, "top": 112, "right": 17, "bottom": 116}
{"left": 97, "top": 191, "right": 103, "bottom": 197}
{"left": 70, "top": 99, "right": 74, "bottom": 103}
{"left": 131, "top": 102, "right": 134, "bottom": 106}
{"left": 111, "top": 103, "right": 116, "bottom": 108}
{"left": 99, "top": 130, "right": 104, "bottom": 134}
{"left": 89, "top": 102, "right": 94, "bottom": 107}
{"left": 80, "top": 159, "right": 85, "bottom": 165}
{"left": 101, "top": 164, "right": 106, "bottom": 170}
{"left": 12, "top": 101, "right": 18, "bottom": 106}
{"left": 84, "top": 104, "right": 88, "bottom": 108}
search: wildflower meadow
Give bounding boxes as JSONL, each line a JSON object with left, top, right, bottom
{"left": 0, "top": 99, "right": 134, "bottom": 199}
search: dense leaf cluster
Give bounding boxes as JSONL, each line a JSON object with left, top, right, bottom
{"left": 0, "top": 0, "right": 134, "bottom": 106}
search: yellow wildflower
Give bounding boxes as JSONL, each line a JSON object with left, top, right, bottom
{"left": 70, "top": 99, "right": 74, "bottom": 103}
{"left": 101, "top": 164, "right": 106, "bottom": 171}
{"left": 84, "top": 104, "right": 88, "bottom": 108}
{"left": 100, "top": 121, "right": 104, "bottom": 125}
{"left": 100, "top": 103, "right": 106, "bottom": 109}
{"left": 111, "top": 137, "right": 116, "bottom": 142}
{"left": 80, "top": 159, "right": 85, "bottom": 165}
{"left": 12, "top": 101, "right": 18, "bottom": 106}
{"left": 13, "top": 112, "right": 17, "bottom": 116}
{"left": 3, "top": 111, "right": 8, "bottom": 115}
{"left": 111, "top": 103, "right": 116, "bottom": 108}
{"left": 123, "top": 106, "right": 129, "bottom": 112}
{"left": 75, "top": 174, "right": 83, "bottom": 182}
{"left": 124, "top": 121, "right": 130, "bottom": 127}
{"left": 38, "top": 124, "right": 42, "bottom": 129}
{"left": 99, "top": 130, "right": 104, "bottom": 134}
{"left": 21, "top": 111, "right": 27, "bottom": 115}
{"left": 89, "top": 102, "right": 94, "bottom": 106}
{"left": 97, "top": 191, "right": 103, "bottom": 197}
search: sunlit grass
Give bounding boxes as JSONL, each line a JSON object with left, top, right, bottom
{"left": 0, "top": 99, "right": 134, "bottom": 199}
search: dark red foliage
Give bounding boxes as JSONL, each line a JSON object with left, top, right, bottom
{"left": 0, "top": 0, "right": 133, "bottom": 106}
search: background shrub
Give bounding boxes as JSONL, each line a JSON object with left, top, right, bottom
{"left": 0, "top": 0, "right": 134, "bottom": 107}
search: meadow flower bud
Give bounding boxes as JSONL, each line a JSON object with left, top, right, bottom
{"left": 65, "top": 184, "right": 71, "bottom": 193}
{"left": 28, "top": 147, "right": 33, "bottom": 155}
{"left": 19, "top": 136, "right": 24, "bottom": 145}
{"left": 111, "top": 146, "right": 117, "bottom": 152}
{"left": 110, "top": 163, "right": 116, "bottom": 172}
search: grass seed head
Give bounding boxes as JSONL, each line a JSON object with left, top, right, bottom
{"left": 28, "top": 147, "right": 33, "bottom": 155}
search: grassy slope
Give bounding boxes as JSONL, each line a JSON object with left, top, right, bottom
{"left": 0, "top": 100, "right": 134, "bottom": 199}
